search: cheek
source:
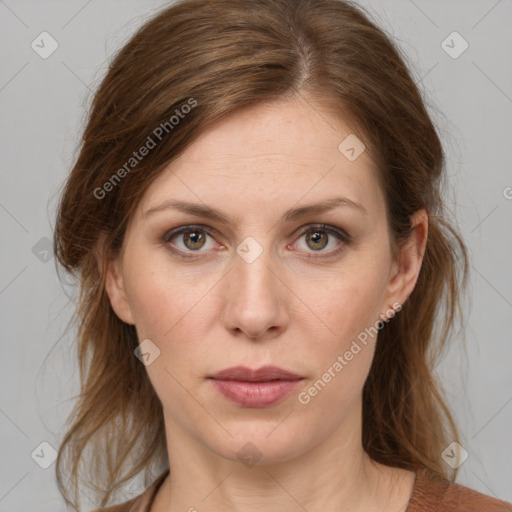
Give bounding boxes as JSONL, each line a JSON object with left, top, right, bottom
{"left": 123, "top": 252, "right": 206, "bottom": 339}
{"left": 123, "top": 255, "right": 225, "bottom": 386}
{"left": 294, "top": 275, "right": 385, "bottom": 418}
{"left": 126, "top": 276, "right": 175, "bottom": 338}
{"left": 300, "top": 265, "right": 388, "bottom": 345}
{"left": 292, "top": 263, "right": 389, "bottom": 399}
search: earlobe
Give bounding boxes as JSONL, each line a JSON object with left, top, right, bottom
{"left": 385, "top": 209, "right": 429, "bottom": 308}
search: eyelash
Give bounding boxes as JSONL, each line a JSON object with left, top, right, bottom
{"left": 162, "top": 224, "right": 352, "bottom": 261}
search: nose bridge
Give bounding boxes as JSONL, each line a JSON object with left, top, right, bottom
{"left": 221, "top": 236, "right": 288, "bottom": 339}
{"left": 236, "top": 245, "right": 275, "bottom": 300}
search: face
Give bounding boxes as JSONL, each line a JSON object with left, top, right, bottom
{"left": 103, "top": 96, "right": 427, "bottom": 466}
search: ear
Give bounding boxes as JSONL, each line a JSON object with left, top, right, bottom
{"left": 94, "top": 233, "right": 135, "bottom": 325}
{"left": 384, "top": 208, "right": 428, "bottom": 311}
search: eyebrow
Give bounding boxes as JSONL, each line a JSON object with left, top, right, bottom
{"left": 143, "top": 196, "right": 367, "bottom": 224}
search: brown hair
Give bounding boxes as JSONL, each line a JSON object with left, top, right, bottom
{"left": 53, "top": 0, "right": 469, "bottom": 509}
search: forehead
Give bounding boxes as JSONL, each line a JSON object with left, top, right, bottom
{"left": 138, "top": 97, "right": 384, "bottom": 220}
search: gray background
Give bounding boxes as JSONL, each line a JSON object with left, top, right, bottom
{"left": 0, "top": 0, "right": 511, "bottom": 510}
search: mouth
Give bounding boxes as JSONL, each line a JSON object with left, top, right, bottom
{"left": 208, "top": 366, "right": 304, "bottom": 408}
{"left": 208, "top": 365, "right": 303, "bottom": 382}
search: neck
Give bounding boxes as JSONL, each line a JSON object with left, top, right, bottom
{"left": 152, "top": 400, "right": 415, "bottom": 512}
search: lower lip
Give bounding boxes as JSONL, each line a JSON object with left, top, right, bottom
{"left": 210, "top": 379, "right": 303, "bottom": 407}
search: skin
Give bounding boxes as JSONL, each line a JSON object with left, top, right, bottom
{"left": 102, "top": 95, "right": 428, "bottom": 512}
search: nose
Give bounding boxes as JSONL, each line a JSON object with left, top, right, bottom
{"left": 220, "top": 246, "right": 289, "bottom": 341}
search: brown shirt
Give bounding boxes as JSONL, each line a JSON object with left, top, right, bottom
{"left": 94, "top": 467, "right": 512, "bottom": 511}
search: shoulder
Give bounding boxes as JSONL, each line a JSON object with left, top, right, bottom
{"left": 89, "top": 469, "right": 169, "bottom": 512}
{"left": 407, "top": 468, "right": 512, "bottom": 512}
{"left": 89, "top": 496, "right": 140, "bottom": 512}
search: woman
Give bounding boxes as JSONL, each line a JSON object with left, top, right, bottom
{"left": 53, "top": 0, "right": 512, "bottom": 511}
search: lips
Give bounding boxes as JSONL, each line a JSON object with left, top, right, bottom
{"left": 209, "top": 365, "right": 303, "bottom": 382}
{"left": 208, "top": 366, "right": 304, "bottom": 407}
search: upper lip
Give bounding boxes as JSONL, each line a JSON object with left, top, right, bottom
{"left": 209, "top": 365, "right": 303, "bottom": 382}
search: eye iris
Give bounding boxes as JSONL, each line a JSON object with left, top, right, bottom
{"left": 183, "top": 230, "right": 206, "bottom": 250}
{"left": 306, "top": 230, "right": 328, "bottom": 250}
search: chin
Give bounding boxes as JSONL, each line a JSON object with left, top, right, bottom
{"left": 205, "top": 423, "right": 310, "bottom": 467}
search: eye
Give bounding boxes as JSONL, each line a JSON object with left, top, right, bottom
{"left": 162, "top": 223, "right": 351, "bottom": 260}
{"left": 163, "top": 225, "right": 219, "bottom": 259}
{"left": 292, "top": 224, "right": 351, "bottom": 259}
